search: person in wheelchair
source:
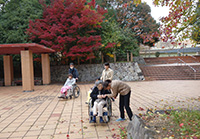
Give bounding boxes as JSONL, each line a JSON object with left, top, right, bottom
{"left": 58, "top": 73, "right": 76, "bottom": 99}
{"left": 85, "top": 77, "right": 101, "bottom": 104}
{"left": 89, "top": 81, "right": 111, "bottom": 123}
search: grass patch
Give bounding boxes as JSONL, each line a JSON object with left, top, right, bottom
{"left": 140, "top": 109, "right": 200, "bottom": 139}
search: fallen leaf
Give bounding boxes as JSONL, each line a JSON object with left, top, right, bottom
{"left": 156, "top": 130, "right": 160, "bottom": 133}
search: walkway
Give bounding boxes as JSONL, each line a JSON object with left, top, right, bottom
{"left": 0, "top": 80, "right": 200, "bottom": 139}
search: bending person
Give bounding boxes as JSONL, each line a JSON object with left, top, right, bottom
{"left": 104, "top": 80, "right": 133, "bottom": 121}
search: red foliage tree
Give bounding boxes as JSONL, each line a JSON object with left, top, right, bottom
{"left": 26, "top": 0, "right": 107, "bottom": 60}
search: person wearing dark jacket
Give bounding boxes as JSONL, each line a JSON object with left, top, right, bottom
{"left": 90, "top": 81, "right": 110, "bottom": 123}
{"left": 68, "top": 63, "right": 79, "bottom": 81}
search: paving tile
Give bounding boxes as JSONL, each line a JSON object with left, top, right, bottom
{"left": 0, "top": 81, "right": 200, "bottom": 139}
{"left": 0, "top": 132, "right": 12, "bottom": 138}
{"left": 25, "top": 130, "right": 41, "bottom": 136}
{"left": 9, "top": 131, "right": 27, "bottom": 138}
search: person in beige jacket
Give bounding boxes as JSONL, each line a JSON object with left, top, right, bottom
{"left": 100, "top": 63, "right": 114, "bottom": 82}
{"left": 104, "top": 80, "right": 133, "bottom": 121}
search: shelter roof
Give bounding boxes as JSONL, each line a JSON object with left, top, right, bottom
{"left": 0, "top": 43, "right": 55, "bottom": 55}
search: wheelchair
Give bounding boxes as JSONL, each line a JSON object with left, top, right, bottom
{"left": 65, "top": 84, "right": 80, "bottom": 99}
{"left": 88, "top": 97, "right": 112, "bottom": 123}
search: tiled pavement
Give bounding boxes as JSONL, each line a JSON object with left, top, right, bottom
{"left": 0, "top": 80, "right": 200, "bottom": 139}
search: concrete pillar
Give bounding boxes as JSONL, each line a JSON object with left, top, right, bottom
{"left": 21, "top": 50, "right": 34, "bottom": 92}
{"left": 3, "top": 55, "right": 13, "bottom": 86}
{"left": 41, "top": 54, "right": 51, "bottom": 85}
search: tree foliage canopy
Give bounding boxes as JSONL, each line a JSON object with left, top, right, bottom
{"left": 0, "top": 0, "right": 45, "bottom": 43}
{"left": 153, "top": 0, "right": 199, "bottom": 43}
{"left": 27, "top": 0, "right": 107, "bottom": 60}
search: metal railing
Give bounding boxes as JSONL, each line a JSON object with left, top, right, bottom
{"left": 178, "top": 58, "right": 197, "bottom": 79}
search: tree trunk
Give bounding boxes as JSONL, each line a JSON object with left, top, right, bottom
{"left": 90, "top": 58, "right": 92, "bottom": 64}
{"left": 114, "top": 52, "right": 116, "bottom": 63}
{"left": 127, "top": 52, "right": 129, "bottom": 62}
{"left": 131, "top": 52, "right": 133, "bottom": 62}
{"left": 101, "top": 51, "right": 104, "bottom": 64}
{"left": 78, "top": 57, "right": 80, "bottom": 65}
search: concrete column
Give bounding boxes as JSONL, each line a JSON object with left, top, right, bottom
{"left": 21, "top": 50, "right": 34, "bottom": 92}
{"left": 3, "top": 55, "right": 13, "bottom": 86}
{"left": 41, "top": 54, "right": 51, "bottom": 85}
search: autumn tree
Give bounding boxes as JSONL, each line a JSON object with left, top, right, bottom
{"left": 27, "top": 0, "right": 107, "bottom": 61}
{"left": 191, "top": 2, "right": 200, "bottom": 43}
{"left": 153, "top": 0, "right": 199, "bottom": 42}
{"left": 96, "top": 0, "right": 160, "bottom": 47}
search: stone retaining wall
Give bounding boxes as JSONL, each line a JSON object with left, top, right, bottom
{"left": 50, "top": 62, "right": 144, "bottom": 83}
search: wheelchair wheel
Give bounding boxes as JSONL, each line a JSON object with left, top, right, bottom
{"left": 107, "top": 99, "right": 112, "bottom": 116}
{"left": 73, "top": 86, "right": 80, "bottom": 98}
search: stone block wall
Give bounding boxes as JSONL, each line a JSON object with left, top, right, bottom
{"left": 50, "top": 62, "right": 144, "bottom": 83}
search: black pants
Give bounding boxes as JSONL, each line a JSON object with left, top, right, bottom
{"left": 119, "top": 91, "right": 133, "bottom": 120}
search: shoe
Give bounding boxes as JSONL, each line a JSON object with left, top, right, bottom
{"left": 85, "top": 102, "right": 88, "bottom": 104}
{"left": 90, "top": 119, "right": 96, "bottom": 123}
{"left": 116, "top": 118, "right": 125, "bottom": 122}
{"left": 90, "top": 116, "right": 96, "bottom": 123}
{"left": 58, "top": 94, "right": 65, "bottom": 98}
{"left": 99, "top": 117, "right": 104, "bottom": 123}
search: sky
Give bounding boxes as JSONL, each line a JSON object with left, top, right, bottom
{"left": 142, "top": 0, "right": 170, "bottom": 23}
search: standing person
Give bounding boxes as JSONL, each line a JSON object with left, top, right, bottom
{"left": 69, "top": 63, "right": 79, "bottom": 82}
{"left": 104, "top": 80, "right": 133, "bottom": 121}
{"left": 100, "top": 63, "right": 114, "bottom": 82}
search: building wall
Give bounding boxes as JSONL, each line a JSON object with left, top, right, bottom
{"left": 50, "top": 62, "right": 144, "bottom": 83}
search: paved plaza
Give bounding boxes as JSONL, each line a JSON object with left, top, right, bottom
{"left": 0, "top": 80, "right": 200, "bottom": 139}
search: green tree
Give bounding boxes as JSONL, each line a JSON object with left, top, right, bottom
{"left": 97, "top": 19, "right": 138, "bottom": 62}
{"left": 0, "top": 0, "right": 48, "bottom": 43}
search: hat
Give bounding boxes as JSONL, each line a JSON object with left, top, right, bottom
{"left": 95, "top": 80, "right": 103, "bottom": 86}
{"left": 70, "top": 63, "right": 74, "bottom": 66}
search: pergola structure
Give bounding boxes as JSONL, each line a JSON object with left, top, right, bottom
{"left": 0, "top": 43, "right": 55, "bottom": 92}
